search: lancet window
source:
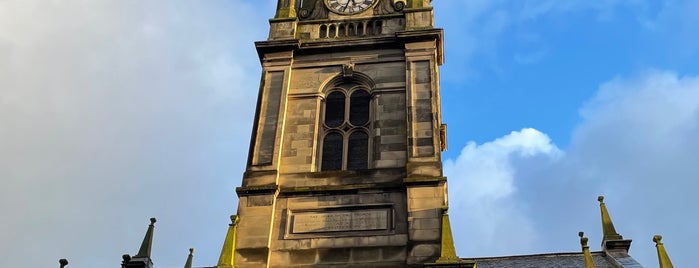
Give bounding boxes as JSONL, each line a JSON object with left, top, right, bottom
{"left": 320, "top": 83, "right": 372, "bottom": 171}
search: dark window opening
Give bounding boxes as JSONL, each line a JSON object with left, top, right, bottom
{"left": 347, "top": 131, "right": 369, "bottom": 170}
{"left": 321, "top": 132, "right": 343, "bottom": 171}
{"left": 338, "top": 24, "right": 346, "bottom": 37}
{"left": 320, "top": 25, "right": 328, "bottom": 38}
{"left": 329, "top": 25, "right": 337, "bottom": 37}
{"left": 349, "top": 90, "right": 370, "bottom": 126}
{"left": 321, "top": 85, "right": 372, "bottom": 171}
{"left": 375, "top": 21, "right": 383, "bottom": 34}
{"left": 324, "top": 91, "right": 345, "bottom": 128}
{"left": 348, "top": 23, "right": 356, "bottom": 36}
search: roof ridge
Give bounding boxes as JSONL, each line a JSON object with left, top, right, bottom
{"left": 461, "top": 251, "right": 609, "bottom": 260}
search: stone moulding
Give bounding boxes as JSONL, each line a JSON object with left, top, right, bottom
{"left": 284, "top": 204, "right": 395, "bottom": 239}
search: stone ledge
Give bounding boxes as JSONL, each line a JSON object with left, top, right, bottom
{"left": 236, "top": 185, "right": 279, "bottom": 196}
{"left": 279, "top": 183, "right": 405, "bottom": 195}
{"left": 403, "top": 176, "right": 446, "bottom": 185}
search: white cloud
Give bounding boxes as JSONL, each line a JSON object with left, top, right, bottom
{"left": 444, "top": 128, "right": 561, "bottom": 256}
{"left": 0, "top": 1, "right": 271, "bottom": 267}
{"left": 2, "top": 1, "right": 697, "bottom": 267}
{"left": 445, "top": 70, "right": 699, "bottom": 266}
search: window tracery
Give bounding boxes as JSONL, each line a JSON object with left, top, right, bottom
{"left": 320, "top": 77, "right": 373, "bottom": 171}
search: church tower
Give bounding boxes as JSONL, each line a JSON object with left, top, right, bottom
{"left": 228, "top": 1, "right": 452, "bottom": 266}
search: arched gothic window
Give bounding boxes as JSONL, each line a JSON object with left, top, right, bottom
{"left": 320, "top": 84, "right": 371, "bottom": 171}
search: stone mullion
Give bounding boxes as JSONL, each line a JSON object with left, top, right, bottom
{"left": 311, "top": 95, "right": 323, "bottom": 172}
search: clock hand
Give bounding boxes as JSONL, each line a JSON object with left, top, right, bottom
{"left": 342, "top": 0, "right": 351, "bottom": 12}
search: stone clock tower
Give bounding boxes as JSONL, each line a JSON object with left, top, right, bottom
{"left": 55, "top": 2, "right": 667, "bottom": 267}
{"left": 229, "top": 0, "right": 456, "bottom": 267}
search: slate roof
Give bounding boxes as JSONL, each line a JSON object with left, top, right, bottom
{"left": 464, "top": 252, "right": 621, "bottom": 268}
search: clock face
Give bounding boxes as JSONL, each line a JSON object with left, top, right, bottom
{"left": 326, "top": 0, "right": 376, "bottom": 15}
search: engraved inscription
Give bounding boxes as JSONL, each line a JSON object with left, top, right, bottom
{"left": 292, "top": 209, "right": 388, "bottom": 233}
{"left": 294, "top": 212, "right": 351, "bottom": 233}
{"left": 351, "top": 211, "right": 386, "bottom": 230}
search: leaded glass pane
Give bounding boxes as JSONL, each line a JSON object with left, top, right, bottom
{"left": 325, "top": 91, "right": 345, "bottom": 128}
{"left": 349, "top": 90, "right": 370, "bottom": 126}
{"left": 321, "top": 132, "right": 343, "bottom": 171}
{"left": 347, "top": 131, "right": 368, "bottom": 170}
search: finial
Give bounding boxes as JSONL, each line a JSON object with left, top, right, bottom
{"left": 120, "top": 254, "right": 131, "bottom": 268}
{"left": 274, "top": 0, "right": 298, "bottom": 18}
{"left": 408, "top": 0, "right": 431, "bottom": 8}
{"left": 435, "top": 207, "right": 462, "bottom": 264}
{"left": 218, "top": 215, "right": 241, "bottom": 266}
{"left": 580, "top": 237, "right": 590, "bottom": 247}
{"left": 598, "top": 195, "right": 623, "bottom": 242}
{"left": 579, "top": 231, "right": 596, "bottom": 268}
{"left": 654, "top": 235, "right": 675, "bottom": 268}
{"left": 59, "top": 259, "right": 68, "bottom": 268}
{"left": 135, "top": 217, "right": 157, "bottom": 258}
{"left": 230, "top": 215, "right": 240, "bottom": 226}
{"left": 184, "top": 247, "right": 195, "bottom": 268}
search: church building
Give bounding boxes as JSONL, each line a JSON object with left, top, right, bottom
{"left": 56, "top": 1, "right": 676, "bottom": 267}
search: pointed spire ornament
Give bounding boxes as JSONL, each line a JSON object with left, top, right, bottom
{"left": 274, "top": 0, "right": 297, "bottom": 18}
{"left": 126, "top": 218, "right": 157, "bottom": 268}
{"left": 654, "top": 235, "right": 675, "bottom": 268}
{"left": 184, "top": 248, "right": 195, "bottom": 268}
{"left": 423, "top": 207, "right": 476, "bottom": 268}
{"left": 597, "top": 196, "right": 632, "bottom": 252}
{"left": 435, "top": 207, "right": 460, "bottom": 263}
{"left": 579, "top": 232, "right": 596, "bottom": 268}
{"left": 59, "top": 259, "right": 68, "bottom": 268}
{"left": 135, "top": 218, "right": 157, "bottom": 258}
{"left": 407, "top": 0, "right": 432, "bottom": 8}
{"left": 217, "top": 215, "right": 240, "bottom": 268}
{"left": 598, "top": 196, "right": 623, "bottom": 241}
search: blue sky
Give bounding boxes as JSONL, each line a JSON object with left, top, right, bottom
{"left": 437, "top": 1, "right": 699, "bottom": 153}
{"left": 1, "top": 1, "right": 698, "bottom": 267}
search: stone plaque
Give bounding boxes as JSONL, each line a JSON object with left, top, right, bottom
{"left": 291, "top": 209, "right": 389, "bottom": 234}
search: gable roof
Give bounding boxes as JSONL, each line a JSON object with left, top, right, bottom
{"left": 463, "top": 252, "right": 621, "bottom": 268}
